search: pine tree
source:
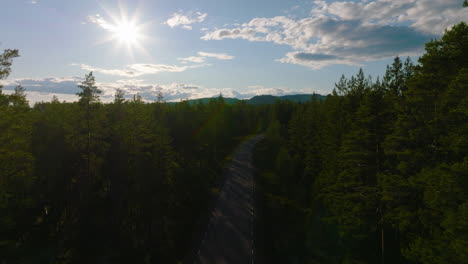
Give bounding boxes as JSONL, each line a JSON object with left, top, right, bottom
{"left": 75, "top": 72, "right": 103, "bottom": 188}
{"left": 382, "top": 22, "right": 468, "bottom": 263}
{"left": 114, "top": 88, "right": 126, "bottom": 104}
{"left": 0, "top": 55, "right": 35, "bottom": 261}
{"left": 0, "top": 49, "right": 19, "bottom": 81}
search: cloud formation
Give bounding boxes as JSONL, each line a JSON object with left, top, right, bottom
{"left": 323, "top": 0, "right": 466, "bottom": 35}
{"left": 73, "top": 63, "right": 208, "bottom": 77}
{"left": 87, "top": 14, "right": 114, "bottom": 31}
{"left": 2, "top": 90, "right": 81, "bottom": 105}
{"left": 178, "top": 56, "right": 206, "bottom": 64}
{"left": 198, "top": 52, "right": 234, "bottom": 60}
{"left": 0, "top": 77, "right": 83, "bottom": 94}
{"left": 178, "top": 52, "right": 234, "bottom": 64}
{"left": 1, "top": 77, "right": 318, "bottom": 104}
{"left": 166, "top": 11, "right": 207, "bottom": 30}
{"left": 202, "top": 0, "right": 467, "bottom": 69}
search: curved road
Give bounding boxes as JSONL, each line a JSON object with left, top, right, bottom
{"left": 195, "top": 135, "right": 264, "bottom": 264}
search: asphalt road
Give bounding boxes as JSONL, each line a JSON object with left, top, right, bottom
{"left": 195, "top": 135, "right": 264, "bottom": 264}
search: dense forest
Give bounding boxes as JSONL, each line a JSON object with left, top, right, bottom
{"left": 0, "top": 57, "right": 266, "bottom": 261}
{"left": 254, "top": 22, "right": 468, "bottom": 264}
{"left": 0, "top": 21, "right": 467, "bottom": 264}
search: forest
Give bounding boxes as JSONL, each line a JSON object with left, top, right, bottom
{"left": 0, "top": 21, "right": 467, "bottom": 264}
{"left": 254, "top": 22, "right": 468, "bottom": 264}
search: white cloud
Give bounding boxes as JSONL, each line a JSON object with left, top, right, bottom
{"left": 198, "top": 52, "right": 235, "bottom": 60}
{"left": 278, "top": 51, "right": 355, "bottom": 69}
{"left": 75, "top": 63, "right": 209, "bottom": 77}
{"left": 97, "top": 81, "right": 307, "bottom": 101}
{"left": 0, "top": 77, "right": 83, "bottom": 94}
{"left": 177, "top": 56, "right": 206, "bottom": 64}
{"left": 202, "top": 0, "right": 467, "bottom": 69}
{"left": 87, "top": 14, "right": 115, "bottom": 31}
{"left": 323, "top": 0, "right": 466, "bottom": 35}
{"left": 166, "top": 11, "right": 207, "bottom": 30}
{"left": 1, "top": 77, "right": 318, "bottom": 103}
{"left": 30, "top": 0, "right": 38, "bottom": 4}
{"left": 2, "top": 90, "right": 82, "bottom": 105}
{"left": 177, "top": 52, "right": 234, "bottom": 64}
{"left": 201, "top": 27, "right": 267, "bottom": 42}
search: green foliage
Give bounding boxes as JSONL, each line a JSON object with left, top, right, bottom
{"left": 0, "top": 81, "right": 34, "bottom": 262}
{"left": 0, "top": 67, "right": 260, "bottom": 262}
{"left": 77, "top": 72, "right": 101, "bottom": 105}
{"left": 254, "top": 23, "right": 468, "bottom": 264}
{"left": 0, "top": 49, "right": 19, "bottom": 83}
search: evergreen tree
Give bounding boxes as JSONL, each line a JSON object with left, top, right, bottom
{"left": 0, "top": 53, "right": 35, "bottom": 261}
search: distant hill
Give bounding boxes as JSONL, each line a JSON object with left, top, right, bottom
{"left": 246, "top": 94, "right": 326, "bottom": 105}
{"left": 170, "top": 94, "right": 326, "bottom": 105}
{"left": 179, "top": 97, "right": 241, "bottom": 105}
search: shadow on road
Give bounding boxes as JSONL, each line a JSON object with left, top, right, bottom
{"left": 193, "top": 135, "right": 264, "bottom": 264}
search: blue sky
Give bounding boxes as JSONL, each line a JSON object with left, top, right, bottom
{"left": 0, "top": 0, "right": 466, "bottom": 103}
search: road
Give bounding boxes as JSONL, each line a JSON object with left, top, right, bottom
{"left": 194, "top": 135, "right": 264, "bottom": 264}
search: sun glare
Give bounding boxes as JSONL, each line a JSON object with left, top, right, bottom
{"left": 113, "top": 21, "right": 139, "bottom": 44}
{"left": 92, "top": 5, "right": 151, "bottom": 57}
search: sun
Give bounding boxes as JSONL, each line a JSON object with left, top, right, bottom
{"left": 111, "top": 20, "right": 140, "bottom": 45}
{"left": 90, "top": 6, "right": 151, "bottom": 57}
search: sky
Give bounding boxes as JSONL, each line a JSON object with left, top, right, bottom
{"left": 0, "top": 0, "right": 467, "bottom": 103}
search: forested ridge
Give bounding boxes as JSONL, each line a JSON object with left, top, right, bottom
{"left": 0, "top": 22, "right": 467, "bottom": 264}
